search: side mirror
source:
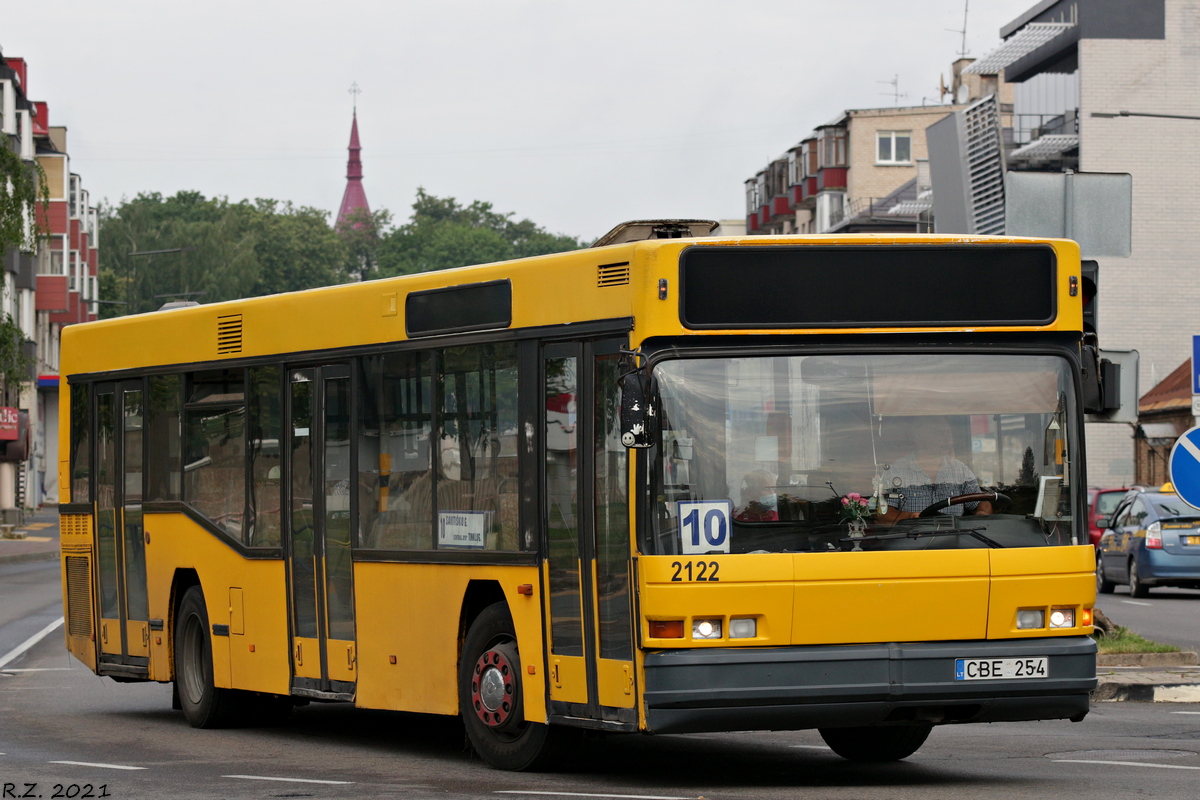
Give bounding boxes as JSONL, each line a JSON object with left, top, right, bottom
{"left": 1096, "top": 517, "right": 1110, "bottom": 529}
{"left": 618, "top": 369, "right": 658, "bottom": 449}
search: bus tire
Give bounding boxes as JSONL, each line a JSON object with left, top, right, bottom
{"left": 818, "top": 724, "right": 933, "bottom": 762}
{"left": 460, "top": 602, "right": 560, "bottom": 770}
{"left": 174, "top": 586, "right": 242, "bottom": 728}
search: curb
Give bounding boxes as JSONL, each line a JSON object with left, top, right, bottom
{"left": 0, "top": 549, "right": 59, "bottom": 566}
{"left": 1094, "top": 682, "right": 1200, "bottom": 703}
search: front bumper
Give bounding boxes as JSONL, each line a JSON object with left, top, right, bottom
{"left": 643, "top": 636, "right": 1096, "bottom": 734}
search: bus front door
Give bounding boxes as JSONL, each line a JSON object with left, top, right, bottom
{"left": 286, "top": 365, "right": 357, "bottom": 699}
{"left": 542, "top": 340, "right": 636, "bottom": 725}
{"left": 94, "top": 380, "right": 150, "bottom": 675}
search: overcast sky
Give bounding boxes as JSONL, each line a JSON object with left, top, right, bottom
{"left": 6, "top": 1, "right": 1036, "bottom": 241}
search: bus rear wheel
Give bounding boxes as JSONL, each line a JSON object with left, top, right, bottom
{"left": 175, "top": 586, "right": 243, "bottom": 728}
{"left": 818, "top": 724, "right": 933, "bottom": 762}
{"left": 460, "top": 602, "right": 561, "bottom": 770}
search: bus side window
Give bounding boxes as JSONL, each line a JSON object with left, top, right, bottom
{"left": 146, "top": 374, "right": 182, "bottom": 503}
{"left": 437, "top": 343, "right": 521, "bottom": 551}
{"left": 70, "top": 382, "right": 91, "bottom": 504}
{"left": 183, "top": 369, "right": 247, "bottom": 541}
{"left": 358, "top": 351, "right": 435, "bottom": 551}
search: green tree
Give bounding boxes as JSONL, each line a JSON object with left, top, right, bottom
{"left": 0, "top": 141, "right": 46, "bottom": 255}
{"left": 99, "top": 192, "right": 349, "bottom": 317}
{"left": 252, "top": 200, "right": 346, "bottom": 295}
{"left": 376, "top": 189, "right": 585, "bottom": 276}
{"left": 336, "top": 207, "right": 392, "bottom": 282}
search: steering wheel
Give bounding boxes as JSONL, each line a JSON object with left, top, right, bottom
{"left": 918, "top": 491, "right": 1010, "bottom": 518}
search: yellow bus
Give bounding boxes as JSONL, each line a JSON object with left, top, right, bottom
{"left": 59, "top": 224, "right": 1126, "bottom": 769}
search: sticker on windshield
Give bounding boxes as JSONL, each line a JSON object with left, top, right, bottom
{"left": 677, "top": 500, "right": 733, "bottom": 555}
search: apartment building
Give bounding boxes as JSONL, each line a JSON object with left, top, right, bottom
{"left": 1, "top": 51, "right": 99, "bottom": 511}
{"left": 744, "top": 60, "right": 1011, "bottom": 236}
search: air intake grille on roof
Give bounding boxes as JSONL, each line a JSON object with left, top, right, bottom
{"left": 217, "top": 314, "right": 243, "bottom": 355}
{"left": 597, "top": 262, "right": 631, "bottom": 287}
{"left": 66, "top": 555, "right": 93, "bottom": 638}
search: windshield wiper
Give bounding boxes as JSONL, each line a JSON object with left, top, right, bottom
{"left": 839, "top": 526, "right": 1005, "bottom": 549}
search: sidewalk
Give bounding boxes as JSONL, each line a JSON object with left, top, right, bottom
{"left": 1094, "top": 665, "right": 1200, "bottom": 702}
{"left": 0, "top": 507, "right": 61, "bottom": 565}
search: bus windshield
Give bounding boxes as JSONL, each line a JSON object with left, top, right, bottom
{"left": 649, "top": 353, "right": 1077, "bottom": 554}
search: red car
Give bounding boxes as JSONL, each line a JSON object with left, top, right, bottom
{"left": 1088, "top": 486, "right": 1130, "bottom": 547}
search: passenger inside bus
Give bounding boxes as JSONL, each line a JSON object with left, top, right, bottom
{"left": 734, "top": 469, "right": 779, "bottom": 522}
{"left": 877, "top": 416, "right": 993, "bottom": 523}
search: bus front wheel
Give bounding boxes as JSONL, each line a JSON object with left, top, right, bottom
{"left": 459, "top": 602, "right": 561, "bottom": 770}
{"left": 818, "top": 724, "right": 933, "bottom": 761}
{"left": 175, "top": 586, "right": 242, "bottom": 728}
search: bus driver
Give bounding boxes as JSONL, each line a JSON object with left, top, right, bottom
{"left": 878, "top": 416, "right": 993, "bottom": 523}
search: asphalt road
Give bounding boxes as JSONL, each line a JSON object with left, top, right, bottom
{"left": 4, "top": 561, "right": 1200, "bottom": 799}
{"left": 1095, "top": 585, "right": 1200, "bottom": 653}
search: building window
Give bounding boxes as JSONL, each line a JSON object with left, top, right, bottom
{"left": 877, "top": 131, "right": 913, "bottom": 164}
{"left": 818, "top": 128, "right": 847, "bottom": 168}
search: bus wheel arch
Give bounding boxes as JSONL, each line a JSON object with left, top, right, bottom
{"left": 459, "top": 601, "right": 560, "bottom": 770}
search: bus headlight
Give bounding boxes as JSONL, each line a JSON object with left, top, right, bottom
{"left": 729, "top": 618, "right": 757, "bottom": 639}
{"left": 1016, "top": 609, "right": 1045, "bottom": 629}
{"left": 692, "top": 619, "right": 722, "bottom": 639}
{"left": 1049, "top": 608, "right": 1075, "bottom": 628}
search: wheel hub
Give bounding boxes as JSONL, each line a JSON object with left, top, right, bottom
{"left": 471, "top": 647, "right": 516, "bottom": 727}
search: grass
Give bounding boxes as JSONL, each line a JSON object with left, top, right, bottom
{"left": 1095, "top": 624, "right": 1182, "bottom": 654}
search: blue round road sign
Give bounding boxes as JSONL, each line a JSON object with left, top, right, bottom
{"left": 1168, "top": 425, "right": 1200, "bottom": 509}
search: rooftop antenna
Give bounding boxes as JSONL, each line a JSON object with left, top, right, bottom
{"left": 348, "top": 80, "right": 361, "bottom": 111}
{"left": 946, "top": 0, "right": 970, "bottom": 58}
{"left": 877, "top": 74, "right": 907, "bottom": 106}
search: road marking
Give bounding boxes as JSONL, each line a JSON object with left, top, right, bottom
{"left": 1121, "top": 600, "right": 1154, "bottom": 607}
{"left": 1054, "top": 759, "right": 1200, "bottom": 771}
{"left": 50, "top": 761, "right": 147, "bottom": 771}
{"left": 495, "top": 793, "right": 691, "bottom": 800}
{"left": 1, "top": 668, "right": 73, "bottom": 673}
{"left": 1171, "top": 711, "right": 1200, "bottom": 715}
{"left": 0, "top": 617, "right": 65, "bottom": 670}
{"left": 223, "top": 775, "right": 354, "bottom": 785}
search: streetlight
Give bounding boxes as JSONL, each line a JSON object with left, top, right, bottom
{"left": 1091, "top": 111, "right": 1200, "bottom": 121}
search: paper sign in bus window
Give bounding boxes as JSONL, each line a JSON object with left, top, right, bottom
{"left": 677, "top": 500, "right": 733, "bottom": 555}
{"left": 438, "top": 511, "right": 490, "bottom": 549}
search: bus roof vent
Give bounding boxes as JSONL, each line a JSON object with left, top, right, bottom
{"left": 597, "top": 262, "right": 631, "bottom": 287}
{"left": 592, "top": 219, "right": 719, "bottom": 248}
{"left": 217, "top": 314, "right": 243, "bottom": 355}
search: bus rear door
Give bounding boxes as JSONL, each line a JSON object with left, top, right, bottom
{"left": 94, "top": 380, "right": 150, "bottom": 676}
{"left": 286, "top": 365, "right": 357, "bottom": 699}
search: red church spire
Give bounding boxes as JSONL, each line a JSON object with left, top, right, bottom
{"left": 337, "top": 95, "right": 370, "bottom": 227}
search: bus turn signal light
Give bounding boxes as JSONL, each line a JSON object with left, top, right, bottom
{"left": 1081, "top": 608, "right": 1094, "bottom": 627}
{"left": 649, "top": 620, "right": 684, "bottom": 638}
{"left": 517, "top": 584, "right": 533, "bottom": 595}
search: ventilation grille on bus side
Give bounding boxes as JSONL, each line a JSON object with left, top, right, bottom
{"left": 217, "top": 314, "right": 243, "bottom": 355}
{"left": 65, "top": 555, "right": 93, "bottom": 638}
{"left": 60, "top": 513, "right": 91, "bottom": 538}
{"left": 597, "top": 262, "right": 631, "bottom": 287}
